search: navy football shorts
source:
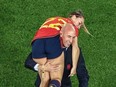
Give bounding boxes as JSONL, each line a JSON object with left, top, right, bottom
{"left": 32, "top": 35, "right": 63, "bottom": 59}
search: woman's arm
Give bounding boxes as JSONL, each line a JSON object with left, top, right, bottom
{"left": 69, "top": 37, "right": 80, "bottom": 76}
{"left": 72, "top": 37, "right": 80, "bottom": 68}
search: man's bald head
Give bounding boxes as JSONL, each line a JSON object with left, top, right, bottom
{"left": 60, "top": 23, "right": 76, "bottom": 48}
{"left": 61, "top": 23, "right": 75, "bottom": 34}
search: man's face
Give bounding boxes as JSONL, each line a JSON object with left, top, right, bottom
{"left": 60, "top": 26, "right": 76, "bottom": 48}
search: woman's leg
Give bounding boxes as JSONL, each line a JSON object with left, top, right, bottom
{"left": 33, "top": 58, "right": 50, "bottom": 87}
{"left": 48, "top": 52, "right": 64, "bottom": 87}
{"left": 39, "top": 70, "right": 49, "bottom": 87}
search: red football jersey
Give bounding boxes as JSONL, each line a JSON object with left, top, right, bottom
{"left": 32, "top": 17, "right": 78, "bottom": 42}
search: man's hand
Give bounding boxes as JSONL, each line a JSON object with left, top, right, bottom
{"left": 68, "top": 67, "right": 76, "bottom": 77}
{"left": 38, "top": 62, "right": 61, "bottom": 72}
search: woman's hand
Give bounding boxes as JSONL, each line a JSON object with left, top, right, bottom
{"left": 68, "top": 67, "right": 76, "bottom": 77}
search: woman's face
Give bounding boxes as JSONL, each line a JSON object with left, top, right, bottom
{"left": 71, "top": 15, "right": 84, "bottom": 29}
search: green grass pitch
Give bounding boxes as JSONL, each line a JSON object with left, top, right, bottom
{"left": 0, "top": 0, "right": 116, "bottom": 87}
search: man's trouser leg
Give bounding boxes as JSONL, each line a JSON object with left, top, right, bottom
{"left": 77, "top": 48, "right": 89, "bottom": 87}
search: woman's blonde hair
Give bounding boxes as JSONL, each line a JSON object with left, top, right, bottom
{"left": 69, "top": 10, "right": 93, "bottom": 37}
{"left": 82, "top": 23, "right": 93, "bottom": 37}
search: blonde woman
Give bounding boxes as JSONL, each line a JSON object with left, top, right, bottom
{"left": 32, "top": 10, "right": 91, "bottom": 87}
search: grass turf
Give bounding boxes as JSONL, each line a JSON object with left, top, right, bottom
{"left": 0, "top": 0, "right": 116, "bottom": 87}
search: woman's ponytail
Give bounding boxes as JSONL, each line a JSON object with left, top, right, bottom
{"left": 83, "top": 23, "right": 93, "bottom": 37}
